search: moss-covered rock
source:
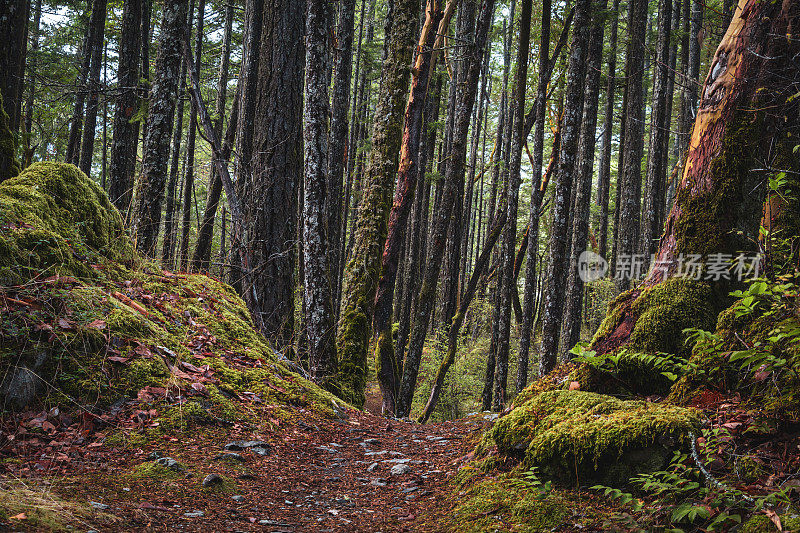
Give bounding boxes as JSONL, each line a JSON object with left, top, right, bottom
{"left": 741, "top": 512, "right": 800, "bottom": 533}
{"left": 482, "top": 390, "right": 701, "bottom": 486}
{"left": 0, "top": 162, "right": 346, "bottom": 425}
{"left": 0, "top": 162, "right": 135, "bottom": 284}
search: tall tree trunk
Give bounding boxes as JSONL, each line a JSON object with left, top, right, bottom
{"left": 0, "top": 0, "right": 28, "bottom": 181}
{"left": 179, "top": 0, "right": 204, "bottom": 271}
{"left": 614, "top": 0, "right": 649, "bottom": 291}
{"left": 239, "top": 0, "right": 303, "bottom": 347}
{"left": 640, "top": 0, "right": 673, "bottom": 264}
{"left": 303, "top": 0, "right": 338, "bottom": 388}
{"left": 23, "top": 0, "right": 42, "bottom": 169}
{"left": 336, "top": 0, "right": 419, "bottom": 407}
{"left": 559, "top": 0, "right": 607, "bottom": 357}
{"left": 161, "top": 52, "right": 188, "bottom": 269}
{"left": 596, "top": 0, "right": 619, "bottom": 261}
{"left": 397, "top": 0, "right": 495, "bottom": 418}
{"left": 65, "top": 7, "right": 95, "bottom": 165}
{"left": 327, "top": 0, "right": 357, "bottom": 303}
{"left": 131, "top": 0, "right": 190, "bottom": 257}
{"left": 78, "top": 0, "right": 108, "bottom": 177}
{"left": 592, "top": 0, "right": 800, "bottom": 356}
{"left": 492, "top": 0, "right": 532, "bottom": 411}
{"left": 372, "top": 0, "right": 443, "bottom": 416}
{"left": 537, "top": 0, "right": 591, "bottom": 375}
{"left": 191, "top": 0, "right": 234, "bottom": 271}
{"left": 109, "top": 0, "right": 143, "bottom": 211}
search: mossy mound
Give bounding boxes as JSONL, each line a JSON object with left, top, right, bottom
{"left": 741, "top": 512, "right": 800, "bottom": 533}
{"left": 0, "top": 162, "right": 136, "bottom": 284}
{"left": 441, "top": 472, "right": 576, "bottom": 533}
{"left": 480, "top": 390, "right": 701, "bottom": 486}
{"left": 0, "top": 163, "right": 345, "bottom": 426}
{"left": 592, "top": 278, "right": 720, "bottom": 356}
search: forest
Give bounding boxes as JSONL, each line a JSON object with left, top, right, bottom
{"left": 0, "top": 0, "right": 798, "bottom": 530}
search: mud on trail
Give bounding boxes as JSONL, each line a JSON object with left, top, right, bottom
{"left": 0, "top": 406, "right": 490, "bottom": 532}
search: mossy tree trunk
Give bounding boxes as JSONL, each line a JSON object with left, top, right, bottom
{"left": 372, "top": 0, "right": 443, "bottom": 416}
{"left": 592, "top": 0, "right": 800, "bottom": 356}
{"left": 396, "top": 0, "right": 496, "bottom": 418}
{"left": 336, "top": 0, "right": 419, "bottom": 408}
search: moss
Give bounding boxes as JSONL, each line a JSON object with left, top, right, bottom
{"left": 0, "top": 161, "right": 347, "bottom": 426}
{"left": 741, "top": 512, "right": 800, "bottom": 533}
{"left": 674, "top": 111, "right": 761, "bottom": 257}
{"left": 336, "top": 306, "right": 369, "bottom": 407}
{"left": 129, "top": 461, "right": 182, "bottom": 481}
{"left": 0, "top": 162, "right": 135, "bottom": 284}
{"left": 486, "top": 390, "right": 700, "bottom": 484}
{"left": 0, "top": 89, "right": 20, "bottom": 182}
{"left": 443, "top": 473, "right": 575, "bottom": 532}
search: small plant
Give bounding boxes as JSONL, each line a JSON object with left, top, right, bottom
{"left": 522, "top": 466, "right": 552, "bottom": 500}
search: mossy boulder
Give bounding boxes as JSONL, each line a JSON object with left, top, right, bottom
{"left": 482, "top": 390, "right": 701, "bottom": 486}
{"left": 741, "top": 512, "right": 800, "bottom": 533}
{"left": 0, "top": 162, "right": 135, "bottom": 284}
{"left": 0, "top": 162, "right": 346, "bottom": 424}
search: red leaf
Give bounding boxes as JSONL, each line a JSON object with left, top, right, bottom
{"left": 108, "top": 356, "right": 130, "bottom": 364}
{"left": 86, "top": 319, "right": 106, "bottom": 330}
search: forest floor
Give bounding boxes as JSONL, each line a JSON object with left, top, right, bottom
{"left": 0, "top": 394, "right": 497, "bottom": 532}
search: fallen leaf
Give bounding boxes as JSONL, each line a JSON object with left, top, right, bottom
{"left": 108, "top": 356, "right": 130, "bottom": 364}
{"left": 569, "top": 381, "right": 581, "bottom": 390}
{"left": 86, "top": 319, "right": 106, "bottom": 330}
{"left": 10, "top": 512, "right": 27, "bottom": 520}
{"left": 765, "top": 509, "right": 783, "bottom": 531}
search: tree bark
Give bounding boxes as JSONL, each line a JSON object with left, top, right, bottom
{"left": 131, "top": 0, "right": 190, "bottom": 257}
{"left": 109, "top": 0, "right": 143, "bottom": 211}
{"left": 161, "top": 51, "right": 188, "bottom": 269}
{"left": 303, "top": 0, "right": 338, "bottom": 388}
{"left": 372, "top": 0, "right": 444, "bottom": 416}
{"left": 397, "top": 0, "right": 495, "bottom": 418}
{"left": 592, "top": 0, "right": 800, "bottom": 356}
{"left": 492, "top": 0, "right": 532, "bottom": 411}
{"left": 78, "top": 0, "right": 108, "bottom": 177}
{"left": 537, "top": 0, "right": 591, "bottom": 375}
{"left": 336, "top": 0, "right": 419, "bottom": 407}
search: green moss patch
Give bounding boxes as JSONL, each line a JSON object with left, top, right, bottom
{"left": 483, "top": 390, "right": 701, "bottom": 485}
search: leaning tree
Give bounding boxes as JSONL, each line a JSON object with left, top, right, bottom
{"left": 591, "top": 0, "right": 800, "bottom": 358}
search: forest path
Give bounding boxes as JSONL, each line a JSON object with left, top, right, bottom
{"left": 4, "top": 406, "right": 491, "bottom": 532}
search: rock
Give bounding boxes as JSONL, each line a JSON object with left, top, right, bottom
{"left": 225, "top": 440, "right": 270, "bottom": 451}
{"left": 147, "top": 451, "right": 163, "bottom": 460}
{"left": 214, "top": 452, "right": 246, "bottom": 462}
{"left": 231, "top": 495, "right": 245, "bottom": 503}
{"left": 390, "top": 464, "right": 411, "bottom": 476}
{"left": 370, "top": 478, "right": 387, "bottom": 487}
{"left": 183, "top": 510, "right": 204, "bottom": 518}
{"left": 367, "top": 462, "right": 379, "bottom": 472}
{"left": 155, "top": 457, "right": 183, "bottom": 470}
{"left": 251, "top": 446, "right": 270, "bottom": 456}
{"left": 202, "top": 473, "right": 223, "bottom": 487}
{"left": 316, "top": 446, "right": 338, "bottom": 454}
{"left": 362, "top": 438, "right": 380, "bottom": 445}
{"left": 382, "top": 458, "right": 410, "bottom": 464}
{"left": 89, "top": 501, "right": 108, "bottom": 510}
{"left": 258, "top": 519, "right": 293, "bottom": 527}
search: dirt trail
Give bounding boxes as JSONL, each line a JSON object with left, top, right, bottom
{"left": 2, "top": 406, "right": 489, "bottom": 532}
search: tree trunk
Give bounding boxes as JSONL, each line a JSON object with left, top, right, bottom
{"left": 396, "top": 0, "right": 495, "bottom": 418}
{"left": 239, "top": 0, "right": 303, "bottom": 348}
{"left": 595, "top": 0, "right": 619, "bottom": 261}
{"left": 78, "top": 0, "right": 108, "bottom": 177}
{"left": 538, "top": 0, "right": 591, "bottom": 375}
{"left": 161, "top": 51, "right": 188, "bottom": 269}
{"left": 0, "top": 0, "right": 27, "bottom": 181}
{"left": 640, "top": 0, "right": 673, "bottom": 265}
{"left": 131, "top": 0, "right": 190, "bottom": 257}
{"left": 372, "top": 0, "right": 444, "bottom": 416}
{"left": 492, "top": 0, "right": 532, "bottom": 411}
{"left": 592, "top": 0, "right": 800, "bottom": 357}
{"left": 327, "top": 0, "right": 357, "bottom": 303}
{"left": 614, "top": 0, "right": 649, "bottom": 291}
{"left": 23, "top": 0, "right": 42, "bottom": 169}
{"left": 560, "top": 0, "right": 607, "bottom": 358}
{"left": 336, "top": 0, "right": 419, "bottom": 407}
{"left": 303, "top": 0, "right": 338, "bottom": 388}
{"left": 191, "top": 0, "right": 234, "bottom": 271}
{"left": 109, "top": 0, "right": 143, "bottom": 211}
